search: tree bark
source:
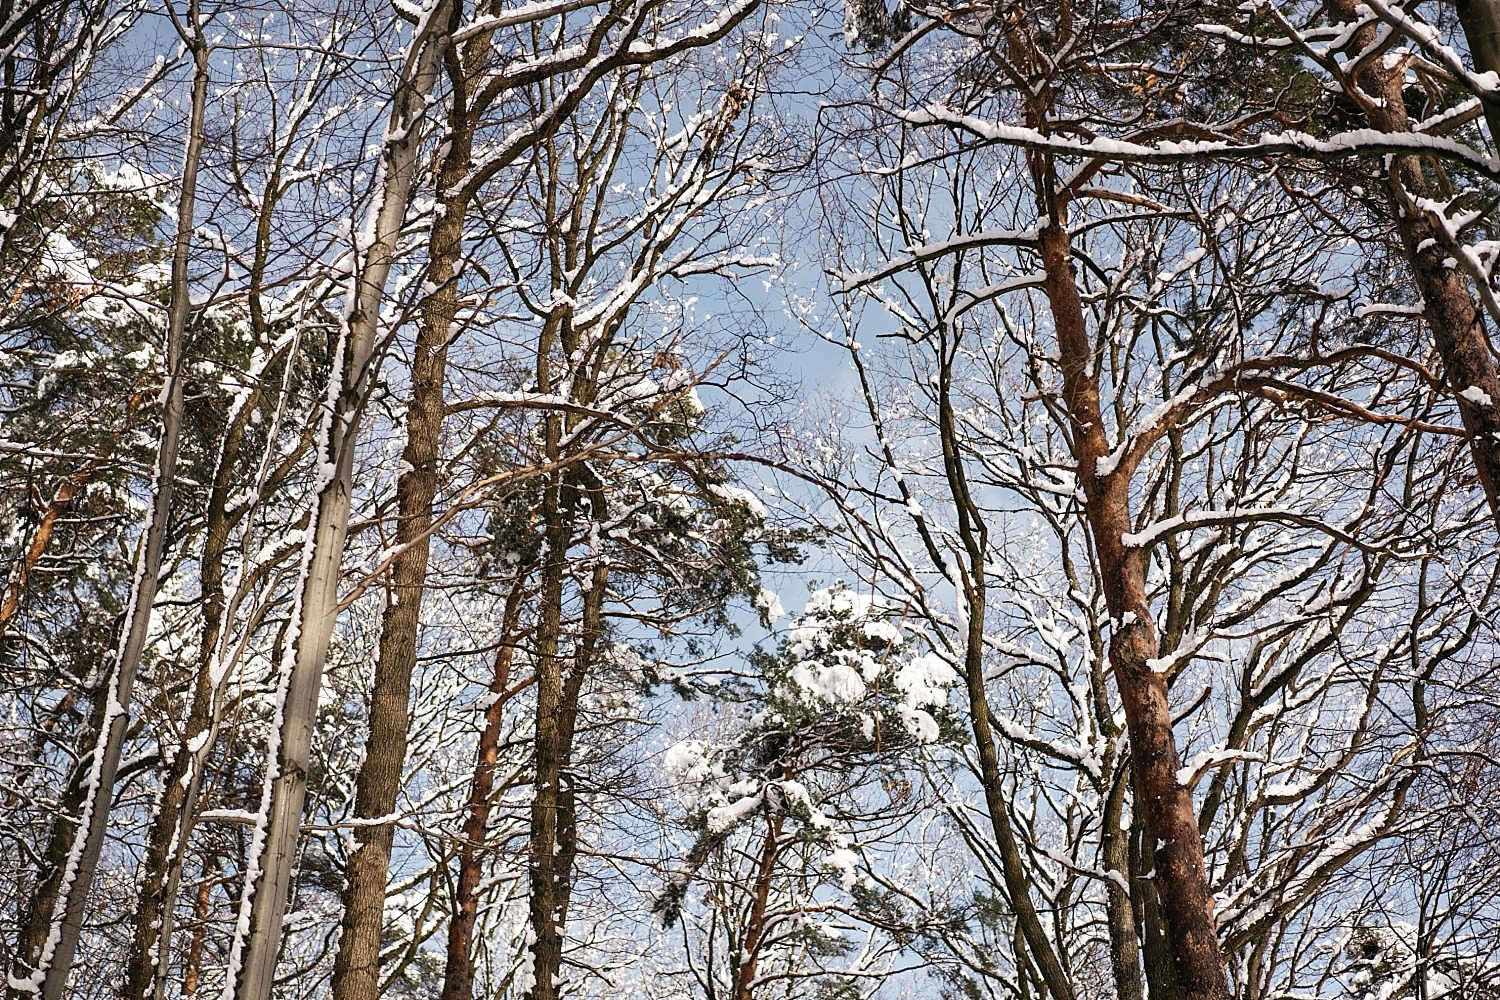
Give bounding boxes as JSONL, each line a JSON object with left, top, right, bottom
{"left": 731, "top": 814, "right": 784, "bottom": 1000}
{"left": 123, "top": 337, "right": 259, "bottom": 1000}
{"left": 329, "top": 14, "right": 491, "bottom": 1000}
{"left": 1456, "top": 0, "right": 1500, "bottom": 146}
{"left": 1038, "top": 220, "right": 1229, "bottom": 1000}
{"left": 0, "top": 462, "right": 96, "bottom": 633}
{"left": 226, "top": 8, "right": 452, "bottom": 998}
{"left": 1335, "top": 0, "right": 1500, "bottom": 530}
{"left": 17, "top": 22, "right": 205, "bottom": 998}
{"left": 438, "top": 583, "right": 526, "bottom": 1000}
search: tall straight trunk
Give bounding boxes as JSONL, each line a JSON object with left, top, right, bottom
{"left": 439, "top": 584, "right": 526, "bottom": 1000}
{"left": 13, "top": 27, "right": 206, "bottom": 1000}
{"left": 1102, "top": 769, "right": 1145, "bottom": 1000}
{"left": 329, "top": 19, "right": 492, "bottom": 1000}
{"left": 1335, "top": 0, "right": 1500, "bottom": 529}
{"left": 1038, "top": 220, "right": 1229, "bottom": 1000}
{"left": 225, "top": 7, "right": 452, "bottom": 998}
{"left": 525, "top": 482, "right": 568, "bottom": 1000}
{"left": 124, "top": 360, "right": 258, "bottom": 999}
{"left": 523, "top": 513, "right": 605, "bottom": 1000}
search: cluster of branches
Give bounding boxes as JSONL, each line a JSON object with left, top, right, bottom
{"left": 0, "top": 1, "right": 1498, "bottom": 1000}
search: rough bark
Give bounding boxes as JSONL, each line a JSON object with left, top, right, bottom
{"left": 524, "top": 476, "right": 571, "bottom": 1000}
{"left": 1102, "top": 768, "right": 1145, "bottom": 1000}
{"left": 1038, "top": 220, "right": 1228, "bottom": 1000}
{"left": 1335, "top": 0, "right": 1500, "bottom": 529}
{"left": 18, "top": 25, "right": 205, "bottom": 998}
{"left": 438, "top": 583, "right": 526, "bottom": 1000}
{"left": 226, "top": 8, "right": 452, "bottom": 998}
{"left": 329, "top": 13, "right": 490, "bottom": 999}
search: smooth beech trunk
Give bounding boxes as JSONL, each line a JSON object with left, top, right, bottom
{"left": 1038, "top": 220, "right": 1229, "bottom": 1000}
{"left": 14, "top": 25, "right": 205, "bottom": 999}
{"left": 329, "top": 14, "right": 489, "bottom": 1000}
{"left": 225, "top": 7, "right": 451, "bottom": 998}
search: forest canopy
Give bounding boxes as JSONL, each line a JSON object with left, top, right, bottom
{"left": 1, "top": 1, "right": 1498, "bottom": 999}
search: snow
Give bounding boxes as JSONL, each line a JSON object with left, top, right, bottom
{"left": 755, "top": 588, "right": 785, "bottom": 625}
{"left": 1459, "top": 385, "right": 1494, "bottom": 407}
{"left": 705, "top": 793, "right": 762, "bottom": 834}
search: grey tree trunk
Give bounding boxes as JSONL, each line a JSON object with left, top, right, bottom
{"left": 225, "top": 7, "right": 452, "bottom": 998}
{"left": 16, "top": 18, "right": 207, "bottom": 998}
{"left": 328, "top": 13, "right": 490, "bottom": 1000}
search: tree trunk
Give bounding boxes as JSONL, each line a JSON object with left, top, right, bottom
{"left": 439, "top": 584, "right": 526, "bottom": 1000}
{"left": 731, "top": 815, "right": 784, "bottom": 1000}
{"left": 1334, "top": 0, "right": 1500, "bottom": 530}
{"left": 17, "top": 26, "right": 205, "bottom": 999}
{"left": 0, "top": 462, "right": 96, "bottom": 633}
{"left": 930, "top": 351, "right": 1078, "bottom": 1000}
{"left": 10, "top": 685, "right": 106, "bottom": 1000}
{"left": 330, "top": 17, "right": 490, "bottom": 1000}
{"left": 1102, "top": 768, "right": 1145, "bottom": 1000}
{"left": 1457, "top": 0, "right": 1500, "bottom": 146}
{"left": 179, "top": 852, "right": 217, "bottom": 998}
{"left": 226, "top": 8, "right": 451, "bottom": 998}
{"left": 1038, "top": 220, "right": 1229, "bottom": 1000}
{"left": 124, "top": 346, "right": 257, "bottom": 999}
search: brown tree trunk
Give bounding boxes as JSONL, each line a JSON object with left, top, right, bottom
{"left": 227, "top": 9, "right": 452, "bottom": 996}
{"left": 1038, "top": 221, "right": 1229, "bottom": 1000}
{"left": 329, "top": 17, "right": 493, "bottom": 1000}
{"left": 1457, "top": 0, "right": 1500, "bottom": 146}
{"left": 0, "top": 462, "right": 95, "bottom": 632}
{"left": 731, "top": 815, "right": 783, "bottom": 1000}
{"left": 179, "top": 851, "right": 218, "bottom": 997}
{"left": 1332, "top": 0, "right": 1500, "bottom": 529}
{"left": 438, "top": 583, "right": 526, "bottom": 1000}
{"left": 523, "top": 548, "right": 605, "bottom": 1000}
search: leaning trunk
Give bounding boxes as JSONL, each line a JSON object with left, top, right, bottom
{"left": 124, "top": 361, "right": 256, "bottom": 999}
{"left": 1332, "top": 0, "right": 1500, "bottom": 529}
{"left": 226, "top": 8, "right": 451, "bottom": 998}
{"left": 17, "top": 30, "right": 205, "bottom": 999}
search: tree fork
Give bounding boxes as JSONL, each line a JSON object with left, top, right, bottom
{"left": 1038, "top": 220, "right": 1229, "bottom": 1000}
